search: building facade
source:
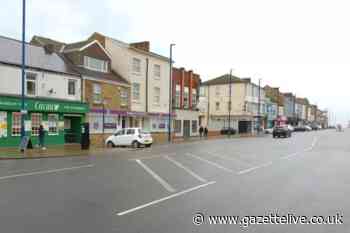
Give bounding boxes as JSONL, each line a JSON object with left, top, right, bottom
{"left": 31, "top": 36, "right": 131, "bottom": 146}
{"left": 283, "top": 93, "right": 297, "bottom": 125}
{"left": 89, "top": 33, "right": 171, "bottom": 143}
{"left": 200, "top": 75, "right": 266, "bottom": 135}
{"left": 0, "top": 36, "right": 89, "bottom": 147}
{"left": 172, "top": 67, "right": 201, "bottom": 138}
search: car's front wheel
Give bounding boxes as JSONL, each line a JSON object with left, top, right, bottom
{"left": 132, "top": 141, "right": 140, "bottom": 148}
{"left": 107, "top": 141, "right": 115, "bottom": 148}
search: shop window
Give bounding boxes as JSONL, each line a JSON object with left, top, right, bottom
{"left": 93, "top": 83, "right": 102, "bottom": 104}
{"left": 26, "top": 73, "right": 37, "bottom": 96}
{"left": 12, "top": 112, "right": 21, "bottom": 136}
{"left": 0, "top": 112, "right": 7, "bottom": 138}
{"left": 48, "top": 114, "right": 58, "bottom": 135}
{"left": 68, "top": 79, "right": 76, "bottom": 96}
{"left": 174, "top": 120, "right": 181, "bottom": 133}
{"left": 31, "top": 113, "right": 42, "bottom": 136}
{"left": 192, "top": 120, "right": 198, "bottom": 133}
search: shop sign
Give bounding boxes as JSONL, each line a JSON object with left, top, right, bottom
{"left": 0, "top": 96, "right": 89, "bottom": 114}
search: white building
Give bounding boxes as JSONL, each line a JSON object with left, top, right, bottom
{"left": 199, "top": 75, "right": 266, "bottom": 134}
{"left": 89, "top": 33, "right": 171, "bottom": 142}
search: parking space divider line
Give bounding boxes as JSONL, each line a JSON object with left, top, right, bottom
{"left": 163, "top": 155, "right": 207, "bottom": 183}
{"left": 116, "top": 181, "right": 216, "bottom": 216}
{"left": 186, "top": 153, "right": 234, "bottom": 173}
{"left": 205, "top": 151, "right": 253, "bottom": 167}
{"left": 237, "top": 161, "right": 273, "bottom": 175}
{"left": 135, "top": 159, "right": 176, "bottom": 193}
{"left": 0, "top": 164, "right": 95, "bottom": 180}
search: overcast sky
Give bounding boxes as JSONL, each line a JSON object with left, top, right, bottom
{"left": 1, "top": 0, "right": 349, "bottom": 125}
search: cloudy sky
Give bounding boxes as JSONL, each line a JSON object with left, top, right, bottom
{"left": 1, "top": 0, "right": 349, "bottom": 125}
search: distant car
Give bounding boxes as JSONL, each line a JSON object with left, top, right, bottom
{"left": 287, "top": 125, "right": 295, "bottom": 132}
{"left": 294, "top": 126, "right": 306, "bottom": 132}
{"left": 305, "top": 125, "right": 312, "bottom": 131}
{"left": 273, "top": 125, "right": 292, "bottom": 138}
{"left": 105, "top": 128, "right": 153, "bottom": 148}
{"left": 264, "top": 128, "right": 274, "bottom": 134}
{"left": 220, "top": 127, "right": 237, "bottom": 135}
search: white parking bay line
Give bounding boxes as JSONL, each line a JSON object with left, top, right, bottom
{"left": 205, "top": 151, "right": 252, "bottom": 166}
{"left": 135, "top": 159, "right": 176, "bottom": 193}
{"left": 0, "top": 164, "right": 94, "bottom": 180}
{"left": 164, "top": 156, "right": 207, "bottom": 183}
{"left": 116, "top": 181, "right": 216, "bottom": 216}
{"left": 186, "top": 153, "right": 234, "bottom": 173}
{"left": 237, "top": 161, "right": 273, "bottom": 175}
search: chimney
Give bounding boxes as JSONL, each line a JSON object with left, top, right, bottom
{"left": 130, "top": 41, "right": 150, "bottom": 52}
{"left": 44, "top": 44, "right": 55, "bottom": 54}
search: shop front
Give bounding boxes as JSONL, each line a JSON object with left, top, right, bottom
{"left": 0, "top": 96, "right": 89, "bottom": 147}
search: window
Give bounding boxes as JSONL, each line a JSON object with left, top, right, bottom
{"left": 31, "top": 113, "right": 42, "bottom": 136}
{"left": 12, "top": 112, "right": 21, "bottom": 136}
{"left": 132, "top": 83, "right": 140, "bottom": 100}
{"left": 0, "top": 111, "right": 7, "bottom": 138}
{"left": 175, "top": 85, "right": 181, "bottom": 108}
{"left": 174, "top": 120, "right": 181, "bottom": 133}
{"left": 115, "top": 129, "right": 125, "bottom": 136}
{"left": 192, "top": 120, "right": 198, "bottom": 133}
{"left": 120, "top": 89, "right": 129, "bottom": 106}
{"left": 192, "top": 89, "right": 197, "bottom": 107}
{"left": 215, "top": 86, "right": 220, "bottom": 96}
{"left": 48, "top": 114, "right": 58, "bottom": 135}
{"left": 84, "top": 56, "right": 108, "bottom": 72}
{"left": 132, "top": 58, "right": 141, "bottom": 73}
{"left": 153, "top": 87, "right": 160, "bottom": 105}
{"left": 93, "top": 83, "right": 102, "bottom": 104}
{"left": 26, "top": 73, "right": 37, "bottom": 96}
{"left": 154, "top": 64, "right": 161, "bottom": 78}
{"left": 68, "top": 79, "right": 76, "bottom": 95}
{"left": 216, "top": 102, "right": 220, "bottom": 111}
{"left": 184, "top": 87, "right": 189, "bottom": 108}
{"left": 126, "top": 129, "right": 135, "bottom": 135}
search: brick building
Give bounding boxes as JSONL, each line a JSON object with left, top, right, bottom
{"left": 172, "top": 67, "right": 201, "bottom": 138}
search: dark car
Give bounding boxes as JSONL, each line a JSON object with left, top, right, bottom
{"left": 273, "top": 126, "right": 292, "bottom": 138}
{"left": 220, "top": 127, "right": 237, "bottom": 135}
{"left": 294, "top": 126, "right": 306, "bottom": 132}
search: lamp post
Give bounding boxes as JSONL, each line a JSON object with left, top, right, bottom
{"left": 168, "top": 43, "right": 175, "bottom": 143}
{"left": 102, "top": 100, "right": 107, "bottom": 146}
{"left": 257, "top": 78, "right": 261, "bottom": 134}
{"left": 228, "top": 69, "right": 233, "bottom": 136}
{"left": 20, "top": 0, "right": 27, "bottom": 151}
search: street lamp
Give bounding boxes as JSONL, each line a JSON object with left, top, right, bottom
{"left": 20, "top": 0, "right": 27, "bottom": 151}
{"left": 168, "top": 43, "right": 175, "bottom": 143}
{"left": 102, "top": 99, "right": 107, "bottom": 146}
{"left": 257, "top": 78, "right": 261, "bottom": 134}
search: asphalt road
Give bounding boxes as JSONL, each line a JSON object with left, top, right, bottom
{"left": 0, "top": 129, "right": 349, "bottom": 233}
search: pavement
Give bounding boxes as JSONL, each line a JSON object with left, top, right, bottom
{"left": 0, "top": 129, "right": 348, "bottom": 232}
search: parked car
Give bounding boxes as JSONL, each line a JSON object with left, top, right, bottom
{"left": 273, "top": 125, "right": 292, "bottom": 138}
{"left": 105, "top": 128, "right": 153, "bottom": 148}
{"left": 220, "top": 127, "right": 237, "bottom": 135}
{"left": 264, "top": 128, "right": 274, "bottom": 134}
{"left": 305, "top": 125, "right": 312, "bottom": 131}
{"left": 287, "top": 124, "right": 295, "bottom": 132}
{"left": 294, "top": 126, "right": 307, "bottom": 132}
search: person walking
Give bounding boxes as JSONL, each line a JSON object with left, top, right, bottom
{"left": 38, "top": 124, "right": 46, "bottom": 150}
{"left": 199, "top": 126, "right": 204, "bottom": 138}
{"left": 204, "top": 126, "right": 208, "bottom": 138}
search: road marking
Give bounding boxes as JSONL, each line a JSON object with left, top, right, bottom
{"left": 281, "top": 152, "right": 300, "bottom": 160}
{"left": 205, "top": 151, "right": 252, "bottom": 166}
{"left": 0, "top": 164, "right": 94, "bottom": 180}
{"left": 116, "top": 181, "right": 216, "bottom": 216}
{"left": 128, "top": 153, "right": 176, "bottom": 161}
{"left": 135, "top": 159, "right": 176, "bottom": 193}
{"left": 186, "top": 153, "right": 234, "bottom": 173}
{"left": 237, "top": 161, "right": 273, "bottom": 175}
{"left": 164, "top": 155, "right": 207, "bottom": 183}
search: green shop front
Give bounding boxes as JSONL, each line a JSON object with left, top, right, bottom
{"left": 0, "top": 96, "right": 89, "bottom": 147}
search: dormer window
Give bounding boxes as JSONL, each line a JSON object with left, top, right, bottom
{"left": 84, "top": 56, "right": 108, "bottom": 73}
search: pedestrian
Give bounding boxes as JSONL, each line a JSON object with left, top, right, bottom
{"left": 204, "top": 126, "right": 208, "bottom": 138}
{"left": 38, "top": 124, "right": 46, "bottom": 150}
{"left": 199, "top": 125, "right": 204, "bottom": 138}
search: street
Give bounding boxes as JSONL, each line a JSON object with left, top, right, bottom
{"left": 0, "top": 129, "right": 349, "bottom": 233}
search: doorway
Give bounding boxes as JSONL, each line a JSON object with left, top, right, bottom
{"left": 183, "top": 120, "right": 191, "bottom": 138}
{"left": 64, "top": 116, "right": 82, "bottom": 143}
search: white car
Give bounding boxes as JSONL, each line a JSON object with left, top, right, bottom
{"left": 305, "top": 125, "right": 312, "bottom": 131}
{"left": 287, "top": 125, "right": 295, "bottom": 132}
{"left": 105, "top": 128, "right": 153, "bottom": 148}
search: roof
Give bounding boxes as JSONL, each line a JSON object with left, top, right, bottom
{"left": 201, "top": 74, "right": 248, "bottom": 86}
{"left": 62, "top": 40, "right": 90, "bottom": 52}
{"left": 0, "top": 36, "right": 79, "bottom": 76}
{"left": 31, "top": 36, "right": 66, "bottom": 52}
{"left": 296, "top": 97, "right": 309, "bottom": 105}
{"left": 60, "top": 55, "right": 128, "bottom": 85}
